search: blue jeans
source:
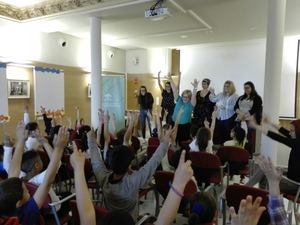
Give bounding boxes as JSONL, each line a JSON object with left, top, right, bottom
{"left": 140, "top": 109, "right": 152, "bottom": 139}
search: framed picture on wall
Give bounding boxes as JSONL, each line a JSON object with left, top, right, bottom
{"left": 7, "top": 80, "right": 30, "bottom": 99}
{"left": 88, "top": 83, "right": 91, "bottom": 98}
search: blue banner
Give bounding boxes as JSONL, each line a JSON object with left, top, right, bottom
{"left": 102, "top": 76, "right": 125, "bottom": 131}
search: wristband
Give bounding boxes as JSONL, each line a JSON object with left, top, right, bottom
{"left": 169, "top": 181, "right": 184, "bottom": 198}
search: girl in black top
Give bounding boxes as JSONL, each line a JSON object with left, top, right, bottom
{"left": 247, "top": 116, "right": 300, "bottom": 195}
{"left": 192, "top": 78, "right": 215, "bottom": 128}
{"left": 137, "top": 86, "right": 154, "bottom": 139}
{"left": 158, "top": 71, "right": 175, "bottom": 125}
{"left": 234, "top": 81, "right": 263, "bottom": 124}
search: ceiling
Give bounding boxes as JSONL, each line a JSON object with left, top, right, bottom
{"left": 1, "top": 0, "right": 300, "bottom": 49}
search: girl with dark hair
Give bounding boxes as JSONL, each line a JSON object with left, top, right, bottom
{"left": 235, "top": 81, "right": 263, "bottom": 125}
{"left": 193, "top": 78, "right": 215, "bottom": 128}
{"left": 137, "top": 86, "right": 154, "bottom": 139}
{"left": 158, "top": 71, "right": 175, "bottom": 125}
{"left": 224, "top": 125, "right": 247, "bottom": 148}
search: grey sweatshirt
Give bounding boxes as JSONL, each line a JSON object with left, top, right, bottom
{"left": 88, "top": 136, "right": 169, "bottom": 220}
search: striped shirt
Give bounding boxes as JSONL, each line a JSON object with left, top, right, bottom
{"left": 268, "top": 195, "right": 289, "bottom": 225}
{"left": 209, "top": 93, "right": 238, "bottom": 120}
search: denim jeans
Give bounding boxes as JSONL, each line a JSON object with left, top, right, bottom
{"left": 140, "top": 109, "right": 152, "bottom": 139}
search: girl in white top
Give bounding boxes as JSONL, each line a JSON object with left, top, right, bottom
{"left": 224, "top": 125, "right": 247, "bottom": 148}
{"left": 189, "top": 111, "right": 216, "bottom": 153}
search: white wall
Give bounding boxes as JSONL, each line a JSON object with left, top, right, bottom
{"left": 180, "top": 37, "right": 298, "bottom": 118}
{"left": 0, "top": 28, "right": 125, "bottom": 73}
{"left": 126, "top": 48, "right": 172, "bottom": 75}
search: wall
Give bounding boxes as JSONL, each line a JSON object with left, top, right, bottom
{"left": 0, "top": 29, "right": 126, "bottom": 73}
{"left": 180, "top": 37, "right": 298, "bottom": 118}
{"left": 126, "top": 48, "right": 172, "bottom": 75}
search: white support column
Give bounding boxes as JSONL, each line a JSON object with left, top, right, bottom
{"left": 90, "top": 17, "right": 102, "bottom": 128}
{"left": 261, "top": 0, "right": 286, "bottom": 162}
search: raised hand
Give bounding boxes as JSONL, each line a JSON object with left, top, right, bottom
{"left": 191, "top": 79, "right": 199, "bottom": 89}
{"left": 24, "top": 105, "right": 29, "bottom": 113}
{"left": 204, "top": 119, "right": 210, "bottom": 128}
{"left": 161, "top": 127, "right": 175, "bottom": 144}
{"left": 40, "top": 106, "right": 46, "bottom": 114}
{"left": 16, "top": 121, "right": 27, "bottom": 141}
{"left": 53, "top": 127, "right": 69, "bottom": 149}
{"left": 257, "top": 156, "right": 282, "bottom": 182}
{"left": 98, "top": 109, "right": 105, "bottom": 123}
{"left": 230, "top": 195, "right": 265, "bottom": 225}
{"left": 70, "top": 141, "right": 85, "bottom": 171}
{"left": 3, "top": 134, "right": 13, "bottom": 147}
{"left": 104, "top": 111, "right": 110, "bottom": 124}
{"left": 173, "top": 150, "right": 193, "bottom": 190}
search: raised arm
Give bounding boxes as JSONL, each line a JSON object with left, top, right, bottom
{"left": 71, "top": 142, "right": 96, "bottom": 225}
{"left": 37, "top": 135, "right": 54, "bottom": 159}
{"left": 208, "top": 89, "right": 221, "bottom": 103}
{"left": 3, "top": 134, "right": 13, "bottom": 173}
{"left": 103, "top": 112, "right": 111, "bottom": 160}
{"left": 133, "top": 111, "right": 140, "bottom": 137}
{"left": 257, "top": 156, "right": 289, "bottom": 225}
{"left": 8, "top": 121, "right": 27, "bottom": 178}
{"left": 123, "top": 112, "right": 134, "bottom": 146}
{"left": 34, "top": 127, "right": 69, "bottom": 208}
{"left": 168, "top": 74, "right": 179, "bottom": 100}
{"left": 156, "top": 150, "right": 193, "bottom": 225}
{"left": 157, "top": 71, "right": 164, "bottom": 92}
{"left": 191, "top": 79, "right": 199, "bottom": 107}
{"left": 111, "top": 113, "right": 117, "bottom": 139}
{"left": 41, "top": 106, "right": 52, "bottom": 135}
{"left": 23, "top": 105, "right": 30, "bottom": 125}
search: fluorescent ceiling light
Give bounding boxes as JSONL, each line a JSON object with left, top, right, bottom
{"left": 0, "top": 0, "right": 48, "bottom": 7}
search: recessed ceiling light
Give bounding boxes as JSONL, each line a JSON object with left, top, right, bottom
{"left": 180, "top": 35, "right": 188, "bottom": 39}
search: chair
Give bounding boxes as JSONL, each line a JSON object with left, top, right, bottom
{"left": 154, "top": 171, "right": 198, "bottom": 214}
{"left": 147, "top": 145, "right": 158, "bottom": 160}
{"left": 189, "top": 152, "right": 227, "bottom": 191}
{"left": 69, "top": 200, "right": 108, "bottom": 225}
{"left": 281, "top": 176, "right": 300, "bottom": 225}
{"left": 148, "top": 137, "right": 160, "bottom": 146}
{"left": 217, "top": 146, "right": 250, "bottom": 179}
{"left": 25, "top": 182, "right": 74, "bottom": 225}
{"left": 223, "top": 184, "right": 270, "bottom": 225}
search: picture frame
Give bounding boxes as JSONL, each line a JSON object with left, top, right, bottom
{"left": 8, "top": 80, "right": 30, "bottom": 99}
{"left": 88, "top": 83, "right": 91, "bottom": 98}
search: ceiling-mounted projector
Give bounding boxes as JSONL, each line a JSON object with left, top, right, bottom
{"left": 145, "top": 0, "right": 169, "bottom": 21}
{"left": 145, "top": 7, "right": 169, "bottom": 19}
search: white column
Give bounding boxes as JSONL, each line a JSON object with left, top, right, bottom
{"left": 261, "top": 0, "right": 286, "bottom": 162}
{"left": 90, "top": 17, "right": 102, "bottom": 128}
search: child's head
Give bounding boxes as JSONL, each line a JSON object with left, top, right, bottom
{"left": 195, "top": 128, "right": 211, "bottom": 151}
{"left": 21, "top": 151, "right": 43, "bottom": 176}
{"left": 230, "top": 125, "right": 246, "bottom": 146}
{"left": 108, "top": 145, "right": 134, "bottom": 176}
{"left": 0, "top": 177, "right": 30, "bottom": 216}
{"left": 189, "top": 192, "right": 217, "bottom": 225}
{"left": 25, "top": 122, "right": 39, "bottom": 137}
{"left": 102, "top": 210, "right": 134, "bottom": 225}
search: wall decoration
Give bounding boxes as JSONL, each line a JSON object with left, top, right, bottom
{"left": 7, "top": 80, "right": 30, "bottom": 99}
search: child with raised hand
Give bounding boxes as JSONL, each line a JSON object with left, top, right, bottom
{"left": 0, "top": 124, "right": 69, "bottom": 225}
{"left": 156, "top": 150, "right": 193, "bottom": 225}
{"left": 88, "top": 125, "right": 175, "bottom": 220}
{"left": 70, "top": 141, "right": 96, "bottom": 225}
{"left": 229, "top": 195, "right": 266, "bottom": 225}
{"left": 256, "top": 156, "right": 289, "bottom": 225}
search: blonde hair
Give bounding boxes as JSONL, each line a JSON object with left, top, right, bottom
{"left": 223, "top": 80, "right": 236, "bottom": 95}
{"left": 181, "top": 89, "right": 192, "bottom": 99}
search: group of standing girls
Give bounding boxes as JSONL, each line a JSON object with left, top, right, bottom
{"left": 136, "top": 72, "right": 263, "bottom": 148}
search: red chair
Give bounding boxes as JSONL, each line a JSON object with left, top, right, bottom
{"left": 148, "top": 137, "right": 160, "bottom": 146}
{"left": 69, "top": 200, "right": 108, "bottom": 225}
{"left": 189, "top": 152, "right": 227, "bottom": 190}
{"left": 73, "top": 139, "right": 83, "bottom": 150}
{"left": 147, "top": 145, "right": 158, "bottom": 160}
{"left": 217, "top": 146, "right": 250, "bottom": 178}
{"left": 223, "top": 184, "right": 270, "bottom": 225}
